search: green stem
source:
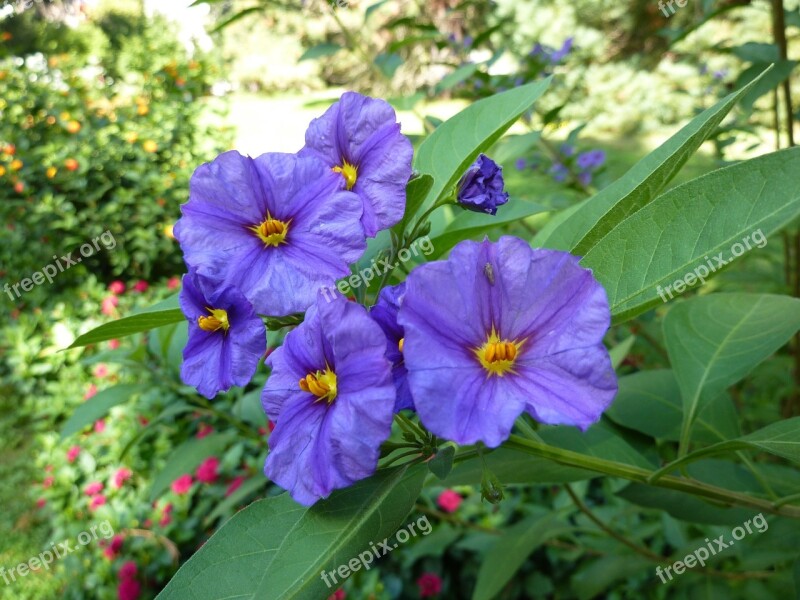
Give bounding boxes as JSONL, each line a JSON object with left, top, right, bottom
{"left": 503, "top": 435, "right": 800, "bottom": 518}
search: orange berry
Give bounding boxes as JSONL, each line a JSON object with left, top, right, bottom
{"left": 143, "top": 140, "right": 157, "bottom": 153}
{"left": 66, "top": 120, "right": 81, "bottom": 134}
{"left": 64, "top": 158, "right": 79, "bottom": 171}
{"left": 137, "top": 104, "right": 149, "bottom": 116}
{"left": 13, "top": 181, "right": 24, "bottom": 193}
{"left": 4, "top": 144, "right": 15, "bottom": 156}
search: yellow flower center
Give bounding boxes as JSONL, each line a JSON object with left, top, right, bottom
{"left": 475, "top": 328, "right": 524, "bottom": 377}
{"left": 197, "top": 308, "right": 230, "bottom": 333}
{"left": 299, "top": 366, "right": 338, "bottom": 404}
{"left": 398, "top": 337, "right": 404, "bottom": 353}
{"left": 332, "top": 160, "right": 358, "bottom": 190}
{"left": 250, "top": 214, "right": 290, "bottom": 247}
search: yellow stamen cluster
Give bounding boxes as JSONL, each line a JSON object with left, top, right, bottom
{"left": 398, "top": 338, "right": 404, "bottom": 353}
{"left": 475, "top": 328, "right": 523, "bottom": 376}
{"left": 251, "top": 214, "right": 290, "bottom": 247}
{"left": 299, "top": 366, "right": 338, "bottom": 404}
{"left": 332, "top": 161, "right": 358, "bottom": 190}
{"left": 197, "top": 308, "right": 230, "bottom": 333}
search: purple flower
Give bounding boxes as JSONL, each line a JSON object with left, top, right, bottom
{"left": 299, "top": 92, "right": 413, "bottom": 237}
{"left": 179, "top": 270, "right": 266, "bottom": 399}
{"left": 550, "top": 37, "right": 573, "bottom": 63}
{"left": 464, "top": 35, "right": 473, "bottom": 47}
{"left": 174, "top": 151, "right": 366, "bottom": 317}
{"left": 578, "top": 171, "right": 592, "bottom": 187}
{"left": 550, "top": 162, "right": 568, "bottom": 182}
{"left": 397, "top": 237, "right": 617, "bottom": 447}
{"left": 370, "top": 283, "right": 413, "bottom": 411}
{"left": 560, "top": 144, "right": 575, "bottom": 157}
{"left": 262, "top": 293, "right": 395, "bottom": 505}
{"left": 576, "top": 149, "right": 606, "bottom": 170}
{"left": 514, "top": 158, "right": 527, "bottom": 171}
{"left": 456, "top": 154, "right": 509, "bottom": 215}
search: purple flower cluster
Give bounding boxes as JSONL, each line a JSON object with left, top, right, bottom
{"left": 173, "top": 91, "right": 618, "bottom": 506}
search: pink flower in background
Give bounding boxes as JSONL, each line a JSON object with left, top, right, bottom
{"left": 108, "top": 281, "right": 126, "bottom": 295}
{"left": 132, "top": 280, "right": 149, "bottom": 293}
{"left": 93, "top": 364, "right": 109, "bottom": 378}
{"left": 108, "top": 338, "right": 121, "bottom": 350}
{"left": 67, "top": 445, "right": 81, "bottom": 463}
{"left": 119, "top": 560, "right": 138, "bottom": 580}
{"left": 196, "top": 423, "right": 214, "bottom": 439}
{"left": 101, "top": 296, "right": 119, "bottom": 315}
{"left": 166, "top": 276, "right": 180, "bottom": 290}
{"left": 43, "top": 476, "right": 54, "bottom": 488}
{"left": 417, "top": 573, "right": 442, "bottom": 598}
{"left": 117, "top": 578, "right": 141, "bottom": 600}
{"left": 112, "top": 467, "right": 132, "bottom": 489}
{"left": 94, "top": 419, "right": 106, "bottom": 434}
{"left": 90, "top": 495, "right": 107, "bottom": 510}
{"left": 84, "top": 384, "right": 98, "bottom": 400}
{"left": 436, "top": 489, "right": 462, "bottom": 513}
{"left": 36, "top": 498, "right": 46, "bottom": 509}
{"left": 225, "top": 476, "right": 245, "bottom": 497}
{"left": 137, "top": 416, "right": 149, "bottom": 427}
{"left": 45, "top": 464, "right": 53, "bottom": 472}
{"left": 103, "top": 535, "right": 124, "bottom": 559}
{"left": 196, "top": 457, "right": 220, "bottom": 484}
{"left": 328, "top": 590, "right": 346, "bottom": 600}
{"left": 85, "top": 481, "right": 104, "bottom": 496}
{"left": 171, "top": 474, "right": 192, "bottom": 495}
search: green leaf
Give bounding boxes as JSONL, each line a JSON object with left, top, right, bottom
{"left": 608, "top": 335, "right": 636, "bottom": 370}
{"left": 60, "top": 384, "right": 145, "bottom": 439}
{"left": 605, "top": 370, "right": 740, "bottom": 443}
{"left": 736, "top": 60, "right": 797, "bottom": 113}
{"left": 427, "top": 445, "right": 455, "bottom": 480}
{"left": 443, "top": 448, "right": 594, "bottom": 487}
{"left": 472, "top": 513, "right": 571, "bottom": 600}
{"left": 394, "top": 173, "right": 434, "bottom": 236}
{"left": 374, "top": 52, "right": 403, "bottom": 78}
{"left": 68, "top": 308, "right": 184, "bottom": 349}
{"left": 298, "top": 43, "right": 342, "bottom": 61}
{"left": 427, "top": 200, "right": 548, "bottom": 258}
{"left": 204, "top": 477, "right": 269, "bottom": 526}
{"left": 536, "top": 69, "right": 770, "bottom": 254}
{"left": 617, "top": 483, "right": 755, "bottom": 525}
{"left": 540, "top": 424, "right": 655, "bottom": 469}
{"left": 150, "top": 433, "right": 233, "bottom": 502}
{"left": 663, "top": 294, "right": 800, "bottom": 451}
{"left": 435, "top": 63, "right": 479, "bottom": 94}
{"left": 582, "top": 147, "right": 800, "bottom": 323}
{"left": 413, "top": 78, "right": 551, "bottom": 218}
{"left": 157, "top": 464, "right": 427, "bottom": 600}
{"left": 490, "top": 131, "right": 542, "bottom": 165}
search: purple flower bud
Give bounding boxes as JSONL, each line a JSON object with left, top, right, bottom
{"left": 456, "top": 154, "right": 510, "bottom": 215}
{"left": 515, "top": 158, "right": 527, "bottom": 171}
{"left": 550, "top": 162, "right": 568, "bottom": 182}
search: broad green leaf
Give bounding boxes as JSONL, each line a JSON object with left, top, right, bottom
{"left": 536, "top": 69, "right": 770, "bottom": 254}
{"left": 60, "top": 384, "right": 145, "bottom": 438}
{"left": 427, "top": 200, "right": 547, "bottom": 258}
{"left": 394, "top": 174, "right": 434, "bottom": 237}
{"left": 582, "top": 148, "right": 800, "bottom": 323}
{"left": 157, "top": 464, "right": 426, "bottom": 600}
{"left": 605, "top": 370, "right": 740, "bottom": 443}
{"left": 204, "top": 477, "right": 268, "bottom": 526}
{"left": 150, "top": 432, "right": 233, "bottom": 502}
{"left": 737, "top": 61, "right": 797, "bottom": 113}
{"left": 427, "top": 445, "right": 455, "bottom": 480}
{"left": 490, "top": 131, "right": 542, "bottom": 165}
{"left": 617, "top": 484, "right": 754, "bottom": 525}
{"left": 663, "top": 294, "right": 800, "bottom": 450}
{"left": 472, "top": 513, "right": 571, "bottom": 600}
{"left": 608, "top": 335, "right": 636, "bottom": 369}
{"left": 413, "top": 78, "right": 551, "bottom": 217}
{"left": 69, "top": 307, "right": 184, "bottom": 348}
{"left": 443, "top": 448, "right": 595, "bottom": 487}
{"left": 540, "top": 423, "right": 655, "bottom": 469}
{"left": 298, "top": 43, "right": 342, "bottom": 61}
{"left": 435, "top": 63, "right": 479, "bottom": 94}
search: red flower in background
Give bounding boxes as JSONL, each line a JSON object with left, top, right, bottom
{"left": 132, "top": 280, "right": 149, "bottom": 293}
{"left": 417, "top": 573, "right": 442, "bottom": 598}
{"left": 84, "top": 384, "right": 98, "bottom": 400}
{"left": 84, "top": 481, "right": 104, "bottom": 496}
{"left": 196, "top": 457, "right": 219, "bottom": 484}
{"left": 112, "top": 467, "right": 132, "bottom": 489}
{"left": 93, "top": 364, "right": 109, "bottom": 378}
{"left": 108, "top": 281, "right": 126, "bottom": 295}
{"left": 101, "top": 296, "right": 119, "bottom": 315}
{"left": 196, "top": 423, "right": 214, "bottom": 439}
{"left": 171, "top": 474, "right": 192, "bottom": 495}
{"left": 43, "top": 476, "right": 54, "bottom": 488}
{"left": 225, "top": 476, "right": 245, "bottom": 497}
{"left": 166, "top": 276, "right": 180, "bottom": 290}
{"left": 117, "top": 578, "right": 141, "bottom": 600}
{"left": 108, "top": 338, "right": 121, "bottom": 350}
{"left": 94, "top": 419, "right": 106, "bottom": 433}
{"left": 436, "top": 490, "right": 462, "bottom": 513}
{"left": 90, "top": 495, "right": 106, "bottom": 510}
{"left": 67, "top": 445, "right": 81, "bottom": 463}
{"left": 119, "top": 560, "right": 138, "bottom": 580}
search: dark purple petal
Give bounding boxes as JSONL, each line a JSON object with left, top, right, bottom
{"left": 456, "top": 154, "right": 509, "bottom": 215}
{"left": 370, "top": 283, "right": 414, "bottom": 411}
